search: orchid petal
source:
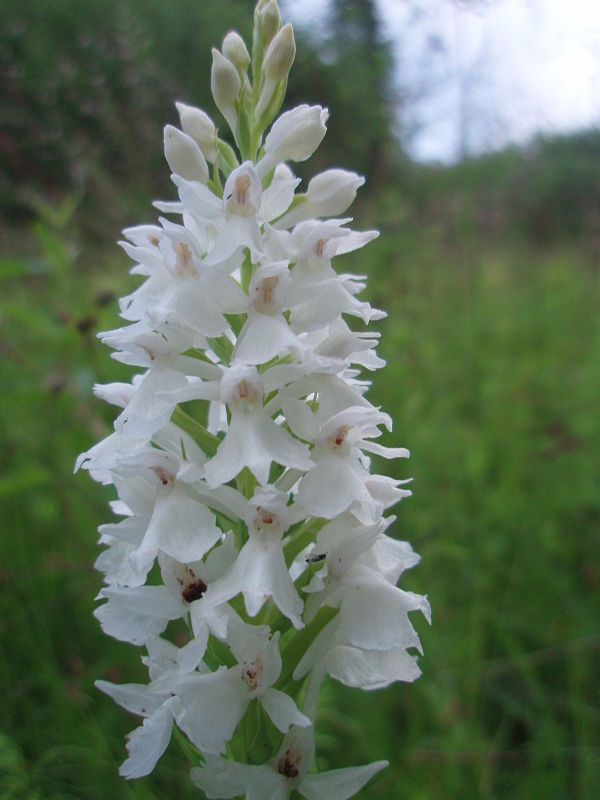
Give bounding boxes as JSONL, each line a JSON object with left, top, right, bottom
{"left": 262, "top": 688, "right": 311, "bottom": 732}
{"left": 301, "top": 760, "right": 388, "bottom": 800}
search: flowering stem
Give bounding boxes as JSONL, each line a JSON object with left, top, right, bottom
{"left": 82, "top": 3, "right": 428, "bottom": 796}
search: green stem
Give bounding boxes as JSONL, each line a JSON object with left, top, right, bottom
{"left": 171, "top": 407, "right": 220, "bottom": 456}
{"left": 277, "top": 606, "right": 338, "bottom": 690}
{"left": 284, "top": 517, "right": 326, "bottom": 567}
{"left": 240, "top": 249, "right": 255, "bottom": 294}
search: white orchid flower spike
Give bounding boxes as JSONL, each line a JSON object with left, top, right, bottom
{"left": 77, "top": 2, "right": 430, "bottom": 797}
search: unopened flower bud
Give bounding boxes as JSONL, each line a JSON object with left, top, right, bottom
{"left": 276, "top": 169, "right": 365, "bottom": 228}
{"left": 257, "top": 104, "right": 328, "bottom": 177}
{"left": 306, "top": 169, "right": 365, "bottom": 214}
{"left": 175, "top": 102, "right": 217, "bottom": 162}
{"left": 211, "top": 48, "right": 241, "bottom": 133}
{"left": 262, "top": 22, "right": 295, "bottom": 83}
{"left": 255, "top": 23, "right": 295, "bottom": 119}
{"left": 255, "top": 0, "right": 281, "bottom": 47}
{"left": 222, "top": 31, "right": 250, "bottom": 73}
{"left": 163, "top": 125, "right": 209, "bottom": 182}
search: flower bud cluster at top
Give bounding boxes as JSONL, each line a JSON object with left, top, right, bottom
{"left": 77, "top": 2, "right": 430, "bottom": 797}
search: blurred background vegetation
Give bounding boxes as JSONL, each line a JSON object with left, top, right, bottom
{"left": 0, "top": 0, "right": 598, "bottom": 798}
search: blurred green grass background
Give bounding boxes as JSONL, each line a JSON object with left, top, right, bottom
{"left": 1, "top": 1, "right": 598, "bottom": 798}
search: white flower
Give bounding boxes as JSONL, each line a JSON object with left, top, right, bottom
{"left": 255, "top": 22, "right": 296, "bottom": 118}
{"left": 159, "top": 533, "right": 238, "bottom": 641}
{"left": 116, "top": 219, "right": 247, "bottom": 339}
{"left": 80, "top": 3, "right": 429, "bottom": 793}
{"left": 173, "top": 162, "right": 299, "bottom": 268}
{"left": 293, "top": 521, "right": 430, "bottom": 685}
{"left": 295, "top": 406, "right": 409, "bottom": 523}
{"left": 192, "top": 726, "right": 388, "bottom": 800}
{"left": 170, "top": 631, "right": 309, "bottom": 755}
{"left": 275, "top": 169, "right": 365, "bottom": 228}
{"left": 234, "top": 261, "right": 305, "bottom": 364}
{"left": 204, "top": 487, "right": 305, "bottom": 627}
{"left": 96, "top": 636, "right": 203, "bottom": 778}
{"left": 222, "top": 31, "right": 251, "bottom": 73}
{"left": 94, "top": 583, "right": 183, "bottom": 645}
{"left": 163, "top": 362, "right": 313, "bottom": 486}
{"left": 109, "top": 448, "right": 222, "bottom": 583}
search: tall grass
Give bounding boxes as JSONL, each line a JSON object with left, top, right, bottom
{"left": 0, "top": 180, "right": 598, "bottom": 798}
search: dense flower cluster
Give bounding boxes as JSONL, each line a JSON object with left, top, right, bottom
{"left": 77, "top": 2, "right": 430, "bottom": 797}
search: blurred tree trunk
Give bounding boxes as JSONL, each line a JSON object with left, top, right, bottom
{"left": 328, "top": 0, "right": 397, "bottom": 184}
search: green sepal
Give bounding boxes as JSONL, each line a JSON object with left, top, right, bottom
{"left": 230, "top": 518, "right": 248, "bottom": 552}
{"left": 257, "top": 352, "right": 293, "bottom": 374}
{"left": 269, "top": 609, "right": 293, "bottom": 637}
{"left": 251, "top": 34, "right": 265, "bottom": 97}
{"left": 214, "top": 509, "right": 242, "bottom": 541}
{"left": 228, "top": 593, "right": 252, "bottom": 624}
{"left": 225, "top": 312, "right": 246, "bottom": 337}
{"left": 260, "top": 163, "right": 275, "bottom": 189}
{"left": 275, "top": 192, "right": 306, "bottom": 220}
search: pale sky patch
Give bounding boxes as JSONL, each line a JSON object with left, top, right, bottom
{"left": 283, "top": 0, "right": 600, "bottom": 161}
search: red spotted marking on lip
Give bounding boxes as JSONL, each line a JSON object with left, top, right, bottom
{"left": 182, "top": 578, "right": 207, "bottom": 603}
{"left": 278, "top": 748, "right": 300, "bottom": 778}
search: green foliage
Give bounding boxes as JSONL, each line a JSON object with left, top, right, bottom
{"left": 1, "top": 162, "right": 599, "bottom": 797}
{"left": 330, "top": 232, "right": 600, "bottom": 799}
{"left": 0, "top": 0, "right": 254, "bottom": 229}
{"left": 1, "top": 3, "right": 599, "bottom": 797}
{"left": 0, "top": 201, "right": 204, "bottom": 799}
{"left": 286, "top": 0, "right": 397, "bottom": 182}
{"left": 399, "top": 132, "right": 600, "bottom": 248}
{"left": 0, "top": 0, "right": 400, "bottom": 231}
{"left": 506, "top": 132, "right": 600, "bottom": 242}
